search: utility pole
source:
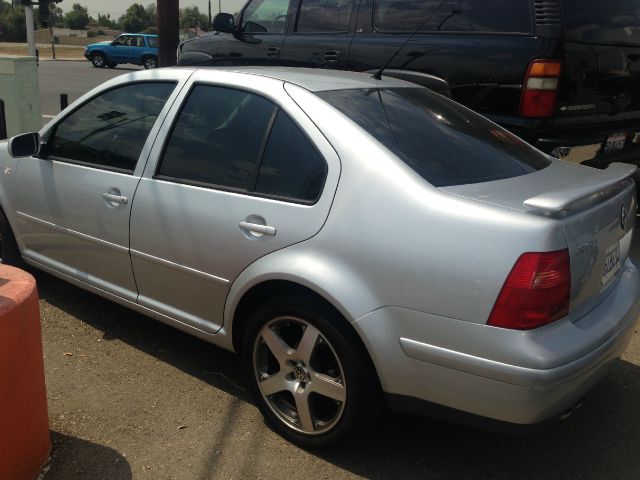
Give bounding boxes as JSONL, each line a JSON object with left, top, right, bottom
{"left": 157, "top": 0, "right": 179, "bottom": 67}
{"left": 24, "top": 3, "right": 36, "bottom": 57}
{"left": 208, "top": 0, "right": 212, "bottom": 28}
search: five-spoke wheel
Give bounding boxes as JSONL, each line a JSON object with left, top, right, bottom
{"left": 243, "top": 296, "right": 380, "bottom": 447}
{"left": 253, "top": 316, "right": 347, "bottom": 435}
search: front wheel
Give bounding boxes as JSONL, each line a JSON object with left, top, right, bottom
{"left": 143, "top": 56, "right": 157, "bottom": 69}
{"left": 106, "top": 61, "right": 117, "bottom": 69}
{"left": 242, "top": 296, "right": 380, "bottom": 448}
{"left": 91, "top": 53, "right": 106, "bottom": 68}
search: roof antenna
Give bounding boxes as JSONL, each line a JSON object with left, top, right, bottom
{"left": 372, "top": 0, "right": 455, "bottom": 81}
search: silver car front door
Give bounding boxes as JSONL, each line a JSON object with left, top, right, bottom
{"left": 130, "top": 72, "right": 340, "bottom": 333}
{"left": 12, "top": 81, "right": 179, "bottom": 301}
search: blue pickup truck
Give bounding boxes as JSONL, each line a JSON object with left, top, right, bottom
{"left": 84, "top": 34, "right": 159, "bottom": 69}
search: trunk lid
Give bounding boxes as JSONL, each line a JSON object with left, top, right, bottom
{"left": 441, "top": 161, "right": 637, "bottom": 316}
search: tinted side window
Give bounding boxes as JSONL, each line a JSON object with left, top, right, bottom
{"left": 242, "top": 0, "right": 291, "bottom": 33}
{"left": 374, "top": 0, "right": 532, "bottom": 33}
{"left": 147, "top": 36, "right": 158, "bottom": 48}
{"left": 318, "top": 88, "right": 549, "bottom": 187}
{"left": 158, "top": 85, "right": 276, "bottom": 190}
{"left": 255, "top": 111, "right": 326, "bottom": 201}
{"left": 296, "top": 0, "right": 353, "bottom": 33}
{"left": 50, "top": 82, "right": 175, "bottom": 173}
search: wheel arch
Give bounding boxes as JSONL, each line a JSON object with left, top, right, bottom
{"left": 224, "top": 251, "right": 380, "bottom": 356}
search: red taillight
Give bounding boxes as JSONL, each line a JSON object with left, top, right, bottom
{"left": 488, "top": 250, "right": 570, "bottom": 330}
{"left": 519, "top": 60, "right": 562, "bottom": 118}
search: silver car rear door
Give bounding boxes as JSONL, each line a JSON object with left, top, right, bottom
{"left": 129, "top": 71, "right": 340, "bottom": 334}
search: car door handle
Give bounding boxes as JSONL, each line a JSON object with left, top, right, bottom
{"left": 267, "top": 47, "right": 281, "bottom": 58}
{"left": 238, "top": 222, "right": 276, "bottom": 236}
{"left": 102, "top": 192, "right": 128, "bottom": 205}
{"left": 324, "top": 50, "right": 341, "bottom": 62}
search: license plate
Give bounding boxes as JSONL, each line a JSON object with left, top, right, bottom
{"left": 604, "top": 133, "right": 627, "bottom": 154}
{"left": 602, "top": 242, "right": 621, "bottom": 286}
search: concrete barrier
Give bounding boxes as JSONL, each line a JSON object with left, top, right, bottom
{"left": 0, "top": 266, "right": 50, "bottom": 480}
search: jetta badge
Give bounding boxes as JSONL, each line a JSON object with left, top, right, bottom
{"left": 621, "top": 204, "right": 630, "bottom": 231}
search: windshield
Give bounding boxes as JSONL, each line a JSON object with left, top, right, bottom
{"left": 317, "top": 88, "right": 550, "bottom": 187}
{"left": 562, "top": 0, "right": 640, "bottom": 45}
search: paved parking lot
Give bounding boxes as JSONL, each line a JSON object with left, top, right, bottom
{"left": 32, "top": 61, "right": 640, "bottom": 479}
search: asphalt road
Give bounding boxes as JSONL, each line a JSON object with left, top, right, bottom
{"left": 38, "top": 60, "right": 142, "bottom": 120}
{"left": 32, "top": 62, "right": 640, "bottom": 479}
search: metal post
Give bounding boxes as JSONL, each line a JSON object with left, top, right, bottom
{"left": 49, "top": 24, "right": 56, "bottom": 60}
{"left": 0, "top": 100, "right": 7, "bottom": 141}
{"left": 208, "top": 0, "right": 212, "bottom": 27}
{"left": 25, "top": 5, "right": 37, "bottom": 57}
{"left": 60, "top": 94, "right": 68, "bottom": 111}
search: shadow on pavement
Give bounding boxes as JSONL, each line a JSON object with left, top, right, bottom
{"left": 34, "top": 269, "right": 250, "bottom": 404}
{"left": 46, "top": 431, "right": 132, "bottom": 480}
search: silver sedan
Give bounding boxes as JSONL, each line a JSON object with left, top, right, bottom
{"left": 1, "top": 67, "right": 638, "bottom": 447}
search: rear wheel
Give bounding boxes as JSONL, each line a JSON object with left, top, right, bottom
{"left": 242, "top": 295, "right": 380, "bottom": 448}
{"left": 91, "top": 53, "right": 106, "bottom": 68}
{"left": 143, "top": 55, "right": 157, "bottom": 69}
{"left": 0, "top": 209, "right": 22, "bottom": 266}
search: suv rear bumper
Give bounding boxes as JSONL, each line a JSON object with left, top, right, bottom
{"left": 354, "top": 259, "right": 640, "bottom": 426}
{"left": 493, "top": 114, "right": 640, "bottom": 168}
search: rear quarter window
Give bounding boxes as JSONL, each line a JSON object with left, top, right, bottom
{"left": 147, "top": 37, "right": 158, "bottom": 48}
{"left": 317, "top": 88, "right": 550, "bottom": 187}
{"left": 373, "top": 0, "right": 532, "bottom": 34}
{"left": 562, "top": 0, "right": 640, "bottom": 45}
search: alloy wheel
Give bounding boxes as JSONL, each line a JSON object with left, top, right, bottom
{"left": 253, "top": 316, "right": 347, "bottom": 435}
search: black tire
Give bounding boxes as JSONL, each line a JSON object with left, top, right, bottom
{"left": 142, "top": 55, "right": 158, "bottom": 69}
{"left": 0, "top": 208, "right": 23, "bottom": 267}
{"left": 91, "top": 53, "right": 106, "bottom": 68}
{"left": 242, "top": 294, "right": 381, "bottom": 448}
{"left": 106, "top": 61, "right": 117, "bottom": 69}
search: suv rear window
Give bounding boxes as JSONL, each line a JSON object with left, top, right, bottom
{"left": 317, "top": 88, "right": 549, "bottom": 187}
{"left": 373, "top": 0, "right": 532, "bottom": 34}
{"left": 562, "top": 0, "right": 640, "bottom": 45}
{"left": 147, "top": 36, "right": 158, "bottom": 48}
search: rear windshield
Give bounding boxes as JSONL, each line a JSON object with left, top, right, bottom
{"left": 317, "top": 88, "right": 550, "bottom": 187}
{"left": 562, "top": 0, "right": 640, "bottom": 45}
{"left": 373, "top": 0, "right": 532, "bottom": 34}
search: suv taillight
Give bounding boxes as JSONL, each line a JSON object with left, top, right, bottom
{"left": 488, "top": 250, "right": 570, "bottom": 330}
{"left": 519, "top": 60, "right": 562, "bottom": 118}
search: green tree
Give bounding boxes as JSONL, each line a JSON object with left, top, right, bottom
{"left": 180, "top": 6, "right": 210, "bottom": 32}
{"left": 96, "top": 13, "right": 120, "bottom": 29}
{"left": 0, "top": 2, "right": 28, "bottom": 42}
{"left": 119, "top": 3, "right": 156, "bottom": 33}
{"left": 64, "top": 3, "right": 89, "bottom": 30}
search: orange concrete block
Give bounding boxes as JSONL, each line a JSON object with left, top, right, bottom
{"left": 0, "top": 266, "right": 50, "bottom": 480}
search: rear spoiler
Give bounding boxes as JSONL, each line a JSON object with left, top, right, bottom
{"left": 524, "top": 163, "right": 637, "bottom": 216}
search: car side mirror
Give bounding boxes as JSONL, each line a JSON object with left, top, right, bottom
{"left": 8, "top": 132, "right": 40, "bottom": 158}
{"left": 213, "top": 13, "right": 235, "bottom": 33}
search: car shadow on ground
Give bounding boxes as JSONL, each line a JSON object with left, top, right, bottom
{"left": 32, "top": 258, "right": 640, "bottom": 479}
{"left": 34, "top": 269, "right": 250, "bottom": 404}
{"left": 46, "top": 431, "right": 132, "bottom": 479}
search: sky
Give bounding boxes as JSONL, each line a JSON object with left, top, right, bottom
{"left": 57, "top": 0, "right": 245, "bottom": 19}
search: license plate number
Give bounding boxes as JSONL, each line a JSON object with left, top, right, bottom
{"left": 604, "top": 133, "right": 627, "bottom": 154}
{"left": 602, "top": 242, "right": 621, "bottom": 285}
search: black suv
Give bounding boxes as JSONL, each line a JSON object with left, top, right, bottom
{"left": 178, "top": 0, "right": 640, "bottom": 170}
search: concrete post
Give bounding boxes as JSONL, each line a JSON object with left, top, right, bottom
{"left": 0, "top": 57, "right": 41, "bottom": 136}
{"left": 24, "top": 6, "right": 37, "bottom": 57}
